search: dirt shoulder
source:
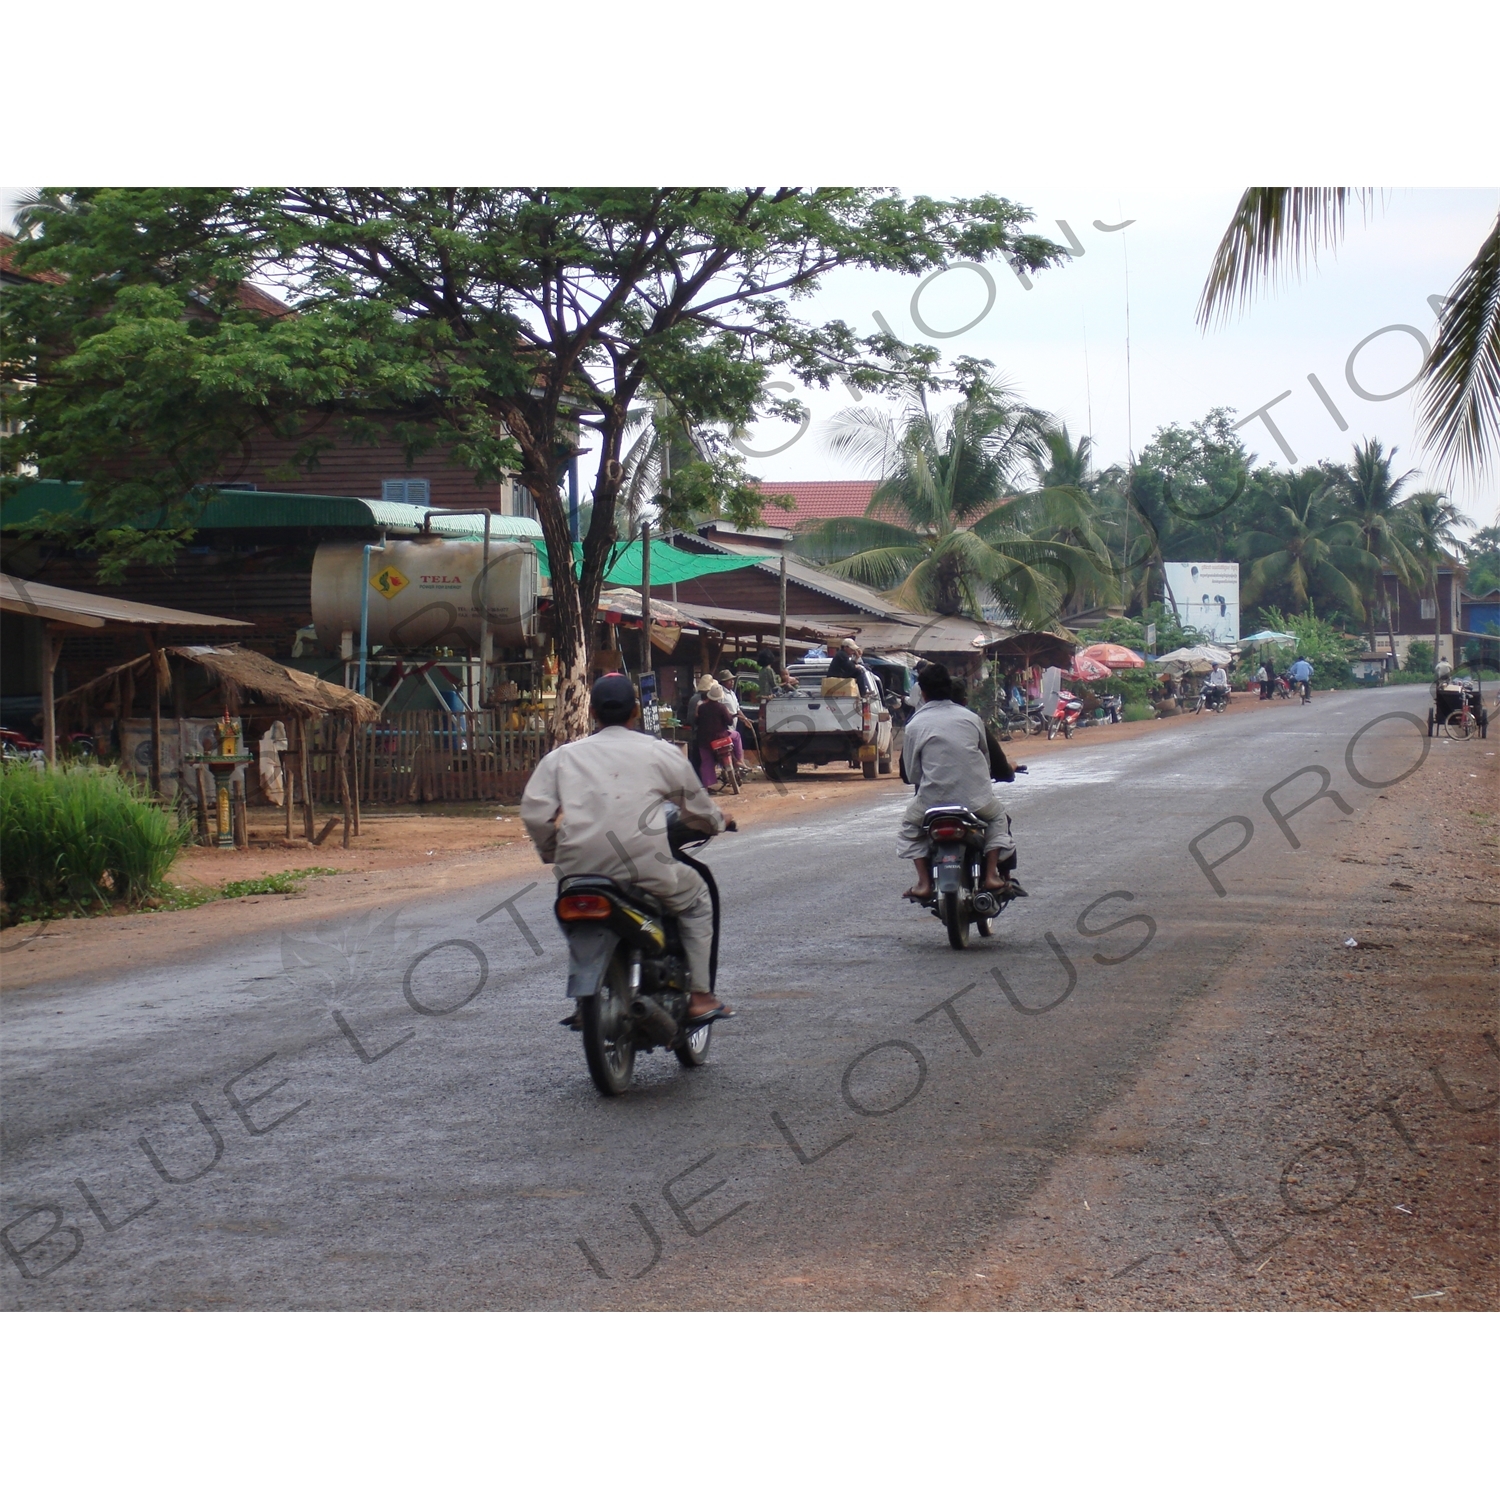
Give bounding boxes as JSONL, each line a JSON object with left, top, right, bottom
{"left": 0, "top": 690, "right": 1288, "bottom": 994}
{"left": 931, "top": 726, "right": 1500, "bottom": 1312}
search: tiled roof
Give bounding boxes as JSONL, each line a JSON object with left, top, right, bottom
{"left": 0, "top": 234, "right": 66, "bottom": 285}
{"left": 752, "top": 480, "right": 883, "bottom": 526}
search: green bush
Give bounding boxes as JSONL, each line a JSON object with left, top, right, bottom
{"left": 1108, "top": 666, "right": 1158, "bottom": 704}
{"left": 1404, "top": 640, "right": 1434, "bottom": 674}
{"left": 1122, "top": 703, "right": 1156, "bottom": 722}
{"left": 0, "top": 764, "right": 190, "bottom": 919}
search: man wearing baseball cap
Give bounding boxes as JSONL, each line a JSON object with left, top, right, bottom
{"left": 522, "top": 673, "right": 735, "bottom": 1022}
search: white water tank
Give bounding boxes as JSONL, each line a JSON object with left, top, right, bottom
{"left": 312, "top": 537, "right": 538, "bottom": 654}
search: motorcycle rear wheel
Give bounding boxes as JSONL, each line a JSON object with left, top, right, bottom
{"left": 942, "top": 891, "right": 971, "bottom": 950}
{"left": 675, "top": 1021, "right": 713, "bottom": 1068}
{"left": 581, "top": 961, "right": 636, "bottom": 1096}
{"left": 975, "top": 916, "right": 993, "bottom": 937}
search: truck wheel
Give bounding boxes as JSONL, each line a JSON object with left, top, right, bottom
{"left": 862, "top": 758, "right": 877, "bottom": 780}
{"left": 878, "top": 752, "right": 892, "bottom": 775}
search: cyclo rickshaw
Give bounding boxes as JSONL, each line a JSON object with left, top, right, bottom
{"left": 1428, "top": 678, "right": 1488, "bottom": 739}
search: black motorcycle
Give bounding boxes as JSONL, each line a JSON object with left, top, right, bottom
{"left": 553, "top": 814, "right": 728, "bottom": 1097}
{"left": 916, "top": 796, "right": 1024, "bottom": 950}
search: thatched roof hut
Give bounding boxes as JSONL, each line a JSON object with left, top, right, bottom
{"left": 166, "top": 645, "right": 379, "bottom": 722}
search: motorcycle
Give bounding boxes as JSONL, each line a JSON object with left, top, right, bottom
{"left": 708, "top": 731, "right": 741, "bottom": 794}
{"left": 1045, "top": 692, "right": 1083, "bottom": 739}
{"left": 1194, "top": 683, "right": 1229, "bottom": 714}
{"left": 913, "top": 771, "right": 1028, "bottom": 950}
{"left": 0, "top": 728, "right": 46, "bottom": 765}
{"left": 552, "top": 811, "right": 732, "bottom": 1097}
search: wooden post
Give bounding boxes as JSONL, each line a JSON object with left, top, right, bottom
{"left": 193, "top": 766, "right": 210, "bottom": 845}
{"left": 233, "top": 776, "right": 250, "bottom": 850}
{"left": 282, "top": 748, "right": 295, "bottom": 842}
{"left": 299, "top": 720, "right": 315, "bottom": 841}
{"left": 350, "top": 719, "right": 362, "bottom": 835}
{"left": 336, "top": 719, "right": 353, "bottom": 849}
{"left": 778, "top": 553, "right": 788, "bottom": 673}
{"left": 40, "top": 628, "right": 61, "bottom": 766}
{"left": 640, "top": 520, "right": 653, "bottom": 681}
{"left": 146, "top": 631, "right": 164, "bottom": 800}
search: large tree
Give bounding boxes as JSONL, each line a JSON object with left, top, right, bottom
{"left": 1234, "top": 467, "right": 1377, "bottom": 619}
{"left": 1, "top": 188, "right": 1064, "bottom": 740}
{"left": 1326, "top": 438, "right": 1424, "bottom": 650}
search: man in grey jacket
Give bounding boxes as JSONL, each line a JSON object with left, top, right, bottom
{"left": 522, "top": 674, "right": 734, "bottom": 1022}
{"left": 898, "top": 662, "right": 1024, "bottom": 901}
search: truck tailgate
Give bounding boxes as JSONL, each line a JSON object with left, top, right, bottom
{"left": 766, "top": 695, "right": 864, "bottom": 734}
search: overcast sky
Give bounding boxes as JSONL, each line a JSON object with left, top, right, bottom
{"left": 6, "top": 186, "right": 1495, "bottom": 527}
{"left": 732, "top": 188, "right": 1498, "bottom": 526}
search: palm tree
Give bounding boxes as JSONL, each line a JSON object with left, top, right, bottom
{"left": 1197, "top": 189, "right": 1500, "bottom": 478}
{"left": 1034, "top": 424, "right": 1095, "bottom": 491}
{"left": 1028, "top": 426, "right": 1119, "bottom": 615}
{"left": 1327, "top": 439, "right": 1425, "bottom": 651}
{"left": 794, "top": 376, "right": 1107, "bottom": 625}
{"left": 1399, "top": 489, "right": 1471, "bottom": 663}
{"left": 1235, "top": 468, "right": 1377, "bottom": 617}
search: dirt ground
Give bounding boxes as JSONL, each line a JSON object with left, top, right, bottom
{"left": 930, "top": 724, "right": 1499, "bottom": 1312}
{"left": 0, "top": 690, "right": 1282, "bottom": 992}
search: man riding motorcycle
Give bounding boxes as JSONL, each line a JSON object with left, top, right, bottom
{"left": 1203, "top": 663, "right": 1230, "bottom": 710}
{"left": 521, "top": 673, "right": 736, "bottom": 1026}
{"left": 899, "top": 662, "right": 1026, "bottom": 902}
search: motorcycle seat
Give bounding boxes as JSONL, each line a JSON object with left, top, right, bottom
{"left": 922, "top": 805, "right": 988, "bottom": 833}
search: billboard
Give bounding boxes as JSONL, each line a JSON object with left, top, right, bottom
{"left": 1163, "top": 561, "right": 1240, "bottom": 645}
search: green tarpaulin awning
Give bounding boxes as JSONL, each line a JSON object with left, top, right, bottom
{"left": 535, "top": 537, "right": 758, "bottom": 586}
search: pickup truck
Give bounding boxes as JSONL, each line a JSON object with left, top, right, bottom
{"left": 759, "top": 660, "right": 897, "bottom": 779}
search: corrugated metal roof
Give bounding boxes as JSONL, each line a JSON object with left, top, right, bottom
{"left": 1, "top": 481, "right": 543, "bottom": 539}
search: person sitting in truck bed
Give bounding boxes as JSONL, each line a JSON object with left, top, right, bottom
{"left": 825, "top": 639, "right": 862, "bottom": 681}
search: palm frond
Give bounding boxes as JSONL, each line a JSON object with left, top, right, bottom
{"left": 793, "top": 515, "right": 925, "bottom": 562}
{"left": 1420, "top": 211, "right": 1500, "bottom": 480}
{"left": 820, "top": 545, "right": 928, "bottom": 592}
{"left": 1197, "top": 188, "right": 1372, "bottom": 328}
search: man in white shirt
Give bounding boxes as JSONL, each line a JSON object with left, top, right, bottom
{"left": 715, "top": 669, "right": 748, "bottom": 769}
{"left": 522, "top": 674, "right": 734, "bottom": 1022}
{"left": 899, "top": 662, "right": 1023, "bottom": 901}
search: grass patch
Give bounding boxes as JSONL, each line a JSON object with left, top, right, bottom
{"left": 158, "top": 866, "right": 339, "bottom": 911}
{"left": 1, "top": 763, "right": 191, "bottom": 923}
{"left": 1122, "top": 703, "right": 1157, "bottom": 722}
{"left": 220, "top": 867, "right": 338, "bottom": 899}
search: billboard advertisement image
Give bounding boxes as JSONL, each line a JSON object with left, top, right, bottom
{"left": 1164, "top": 561, "right": 1240, "bottom": 645}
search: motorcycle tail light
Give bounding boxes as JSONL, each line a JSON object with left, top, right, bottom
{"left": 557, "top": 893, "right": 613, "bottom": 921}
{"left": 930, "top": 822, "right": 962, "bottom": 841}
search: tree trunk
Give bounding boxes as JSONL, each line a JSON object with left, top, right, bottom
{"left": 533, "top": 458, "right": 626, "bottom": 746}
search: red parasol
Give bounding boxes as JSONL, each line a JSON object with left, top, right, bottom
{"left": 1067, "top": 652, "right": 1113, "bottom": 681}
{"left": 1081, "top": 642, "right": 1146, "bottom": 669}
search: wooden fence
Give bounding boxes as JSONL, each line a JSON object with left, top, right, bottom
{"left": 305, "top": 712, "right": 548, "bottom": 804}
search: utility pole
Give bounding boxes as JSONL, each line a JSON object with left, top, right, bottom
{"left": 779, "top": 553, "right": 788, "bottom": 673}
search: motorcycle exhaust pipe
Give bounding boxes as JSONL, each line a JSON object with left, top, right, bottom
{"left": 972, "top": 890, "right": 1000, "bottom": 917}
{"left": 629, "top": 995, "right": 679, "bottom": 1046}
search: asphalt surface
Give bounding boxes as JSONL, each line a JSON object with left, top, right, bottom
{"left": 2, "top": 688, "right": 1439, "bottom": 1308}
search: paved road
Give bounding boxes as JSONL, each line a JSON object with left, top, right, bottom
{"left": 2, "top": 688, "right": 1437, "bottom": 1307}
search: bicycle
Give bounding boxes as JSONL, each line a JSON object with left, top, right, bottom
{"left": 1443, "top": 698, "right": 1479, "bottom": 741}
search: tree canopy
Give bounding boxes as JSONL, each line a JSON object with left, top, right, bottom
{"left": 3, "top": 187, "right": 1065, "bottom": 738}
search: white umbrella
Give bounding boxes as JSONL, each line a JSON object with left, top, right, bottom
{"left": 1154, "top": 644, "right": 1233, "bottom": 669}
